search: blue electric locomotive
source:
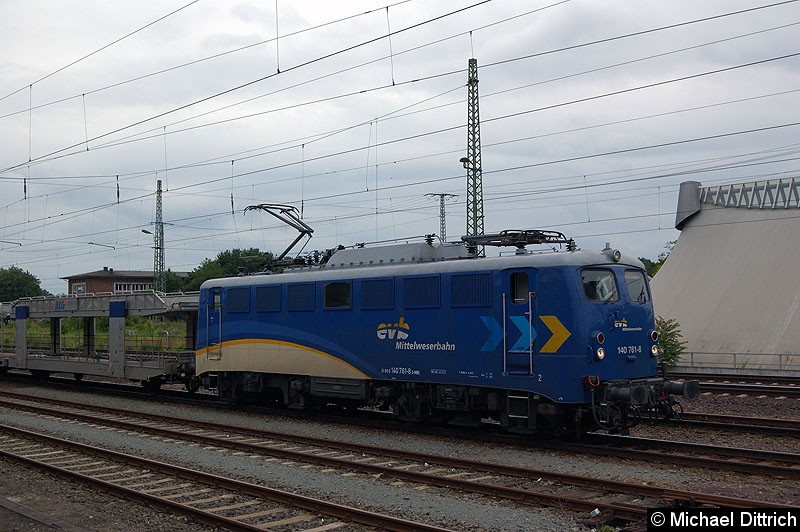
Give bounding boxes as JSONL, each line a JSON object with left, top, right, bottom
{"left": 195, "top": 231, "right": 698, "bottom": 435}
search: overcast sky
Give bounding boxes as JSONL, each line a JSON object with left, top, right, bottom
{"left": 1, "top": 0, "right": 798, "bottom": 294}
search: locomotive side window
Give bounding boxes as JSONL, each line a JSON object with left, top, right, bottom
{"left": 226, "top": 287, "right": 251, "bottom": 313}
{"left": 213, "top": 290, "right": 221, "bottom": 311}
{"left": 361, "top": 278, "right": 394, "bottom": 309}
{"left": 624, "top": 270, "right": 650, "bottom": 303}
{"left": 324, "top": 281, "right": 351, "bottom": 309}
{"left": 255, "top": 285, "right": 281, "bottom": 312}
{"left": 510, "top": 272, "right": 529, "bottom": 304}
{"left": 581, "top": 269, "right": 619, "bottom": 302}
{"left": 288, "top": 283, "right": 315, "bottom": 311}
{"left": 451, "top": 273, "right": 492, "bottom": 307}
{"left": 403, "top": 276, "right": 440, "bottom": 308}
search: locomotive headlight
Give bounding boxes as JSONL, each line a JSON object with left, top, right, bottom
{"left": 651, "top": 345, "right": 659, "bottom": 357}
{"left": 596, "top": 347, "right": 605, "bottom": 360}
{"left": 612, "top": 249, "right": 621, "bottom": 262}
{"left": 650, "top": 330, "right": 658, "bottom": 342}
{"left": 594, "top": 331, "right": 605, "bottom": 345}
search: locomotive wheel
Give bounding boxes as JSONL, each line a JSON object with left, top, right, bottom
{"left": 391, "top": 391, "right": 423, "bottom": 422}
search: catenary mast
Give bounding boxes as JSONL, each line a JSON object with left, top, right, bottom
{"left": 464, "top": 58, "right": 484, "bottom": 255}
{"left": 154, "top": 179, "right": 165, "bottom": 293}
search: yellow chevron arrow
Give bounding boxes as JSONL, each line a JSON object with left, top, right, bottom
{"left": 539, "top": 315, "right": 571, "bottom": 353}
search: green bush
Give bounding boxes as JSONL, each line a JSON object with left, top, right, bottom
{"left": 656, "top": 316, "right": 687, "bottom": 367}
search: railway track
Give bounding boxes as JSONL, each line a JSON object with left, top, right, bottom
{"left": 3, "top": 372, "right": 798, "bottom": 448}
{"left": 572, "top": 433, "right": 800, "bottom": 478}
{"left": 678, "top": 411, "right": 800, "bottom": 436}
{"left": 669, "top": 372, "right": 800, "bottom": 387}
{"left": 0, "top": 391, "right": 795, "bottom": 529}
{"left": 667, "top": 372, "right": 800, "bottom": 397}
{"left": 696, "top": 381, "right": 800, "bottom": 397}
{"left": 0, "top": 423, "right": 448, "bottom": 532}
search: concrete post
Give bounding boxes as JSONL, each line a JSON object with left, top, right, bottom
{"left": 14, "top": 306, "right": 28, "bottom": 369}
{"left": 50, "top": 317, "right": 61, "bottom": 356}
{"left": 108, "top": 301, "right": 126, "bottom": 377}
{"left": 83, "top": 317, "right": 96, "bottom": 358}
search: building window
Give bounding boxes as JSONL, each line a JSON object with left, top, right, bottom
{"left": 114, "top": 282, "right": 155, "bottom": 292}
{"left": 72, "top": 282, "right": 87, "bottom": 295}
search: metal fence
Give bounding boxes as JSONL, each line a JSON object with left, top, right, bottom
{"left": 677, "top": 351, "right": 799, "bottom": 375}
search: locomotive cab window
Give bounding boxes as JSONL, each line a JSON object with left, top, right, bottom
{"left": 624, "top": 270, "right": 650, "bottom": 303}
{"left": 510, "top": 272, "right": 529, "bottom": 304}
{"left": 581, "top": 269, "right": 619, "bottom": 303}
{"left": 324, "top": 281, "right": 351, "bottom": 309}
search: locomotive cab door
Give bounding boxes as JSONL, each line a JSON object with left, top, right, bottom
{"left": 205, "top": 288, "right": 223, "bottom": 360}
{"left": 503, "top": 270, "right": 537, "bottom": 375}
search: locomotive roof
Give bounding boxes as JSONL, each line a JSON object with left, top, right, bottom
{"left": 200, "top": 242, "right": 645, "bottom": 289}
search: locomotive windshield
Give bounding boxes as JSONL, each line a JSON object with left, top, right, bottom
{"left": 581, "top": 269, "right": 618, "bottom": 302}
{"left": 624, "top": 270, "right": 650, "bottom": 303}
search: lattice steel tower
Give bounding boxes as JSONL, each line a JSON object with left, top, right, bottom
{"left": 426, "top": 193, "right": 456, "bottom": 242}
{"left": 464, "top": 58, "right": 484, "bottom": 252}
{"left": 153, "top": 179, "right": 165, "bottom": 293}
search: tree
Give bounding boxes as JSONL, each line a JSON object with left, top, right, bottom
{"left": 0, "top": 266, "right": 46, "bottom": 301}
{"left": 164, "top": 270, "right": 186, "bottom": 293}
{"left": 183, "top": 248, "right": 274, "bottom": 291}
{"left": 639, "top": 240, "right": 676, "bottom": 277}
{"left": 655, "top": 316, "right": 687, "bottom": 367}
{"left": 214, "top": 248, "right": 274, "bottom": 275}
{"left": 184, "top": 259, "right": 227, "bottom": 292}
{"left": 639, "top": 257, "right": 662, "bottom": 278}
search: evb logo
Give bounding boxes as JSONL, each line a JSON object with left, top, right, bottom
{"left": 377, "top": 317, "right": 410, "bottom": 340}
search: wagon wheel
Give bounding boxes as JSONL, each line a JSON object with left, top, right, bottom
{"left": 141, "top": 378, "right": 162, "bottom": 395}
{"left": 185, "top": 377, "right": 200, "bottom": 394}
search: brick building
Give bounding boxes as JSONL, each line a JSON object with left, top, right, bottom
{"left": 63, "top": 267, "right": 157, "bottom": 295}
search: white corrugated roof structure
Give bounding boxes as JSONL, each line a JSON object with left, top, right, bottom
{"left": 651, "top": 178, "right": 800, "bottom": 373}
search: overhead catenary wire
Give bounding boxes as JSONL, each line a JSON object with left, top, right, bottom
{"left": 0, "top": 0, "right": 202, "bottom": 104}
{"left": 6, "top": 84, "right": 797, "bottom": 188}
{"left": 1, "top": 0, "right": 790, "bottom": 127}
{"left": 3, "top": 121, "right": 797, "bottom": 244}
{"left": 0, "top": 0, "right": 494, "bottom": 175}
{"left": 3, "top": 1, "right": 798, "bottom": 293}
{"left": 0, "top": 0, "right": 414, "bottom": 121}
{"left": 6, "top": 18, "right": 797, "bottom": 184}
{"left": 0, "top": 0, "right": 797, "bottom": 184}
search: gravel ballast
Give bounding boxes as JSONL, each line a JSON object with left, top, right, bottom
{"left": 0, "top": 382, "right": 797, "bottom": 531}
